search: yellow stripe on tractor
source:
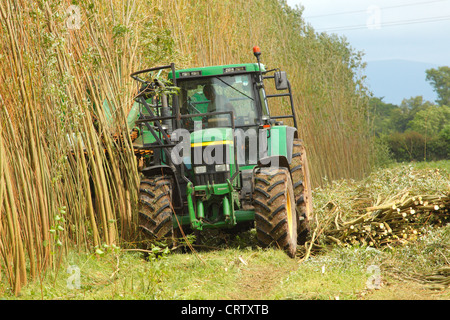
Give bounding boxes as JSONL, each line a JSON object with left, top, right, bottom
{"left": 190, "top": 140, "right": 233, "bottom": 147}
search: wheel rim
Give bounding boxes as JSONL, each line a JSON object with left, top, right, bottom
{"left": 286, "top": 190, "right": 295, "bottom": 240}
{"left": 302, "top": 148, "right": 313, "bottom": 219}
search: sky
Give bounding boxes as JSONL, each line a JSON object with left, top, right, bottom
{"left": 286, "top": 0, "right": 450, "bottom": 65}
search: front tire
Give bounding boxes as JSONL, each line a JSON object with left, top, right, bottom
{"left": 138, "top": 175, "right": 174, "bottom": 243}
{"left": 253, "top": 167, "right": 298, "bottom": 258}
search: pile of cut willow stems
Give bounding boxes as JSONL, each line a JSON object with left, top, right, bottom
{"left": 324, "top": 193, "right": 450, "bottom": 248}
{"left": 297, "top": 165, "right": 450, "bottom": 290}
{"left": 301, "top": 165, "right": 450, "bottom": 257}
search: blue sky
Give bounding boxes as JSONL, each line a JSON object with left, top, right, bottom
{"left": 286, "top": 0, "right": 450, "bottom": 103}
{"left": 286, "top": 0, "right": 450, "bottom": 65}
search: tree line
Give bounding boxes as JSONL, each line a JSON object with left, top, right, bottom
{"left": 370, "top": 66, "right": 450, "bottom": 163}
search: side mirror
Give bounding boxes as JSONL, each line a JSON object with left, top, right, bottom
{"left": 274, "top": 71, "right": 288, "bottom": 90}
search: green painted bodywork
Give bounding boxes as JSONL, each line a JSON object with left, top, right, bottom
{"left": 267, "top": 126, "right": 288, "bottom": 157}
{"left": 177, "top": 125, "right": 292, "bottom": 230}
{"left": 127, "top": 102, "right": 140, "bottom": 129}
{"left": 181, "top": 181, "right": 254, "bottom": 230}
{"left": 169, "top": 63, "right": 266, "bottom": 79}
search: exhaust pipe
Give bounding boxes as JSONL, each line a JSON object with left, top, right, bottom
{"left": 156, "top": 79, "right": 173, "bottom": 135}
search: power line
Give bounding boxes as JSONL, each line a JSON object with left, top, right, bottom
{"left": 315, "top": 14, "right": 450, "bottom": 32}
{"left": 305, "top": 0, "right": 449, "bottom": 19}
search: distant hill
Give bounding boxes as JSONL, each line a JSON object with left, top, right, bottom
{"left": 365, "top": 59, "right": 439, "bottom": 105}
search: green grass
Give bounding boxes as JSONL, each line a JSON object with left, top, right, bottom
{"left": 3, "top": 246, "right": 372, "bottom": 300}
{"left": 407, "top": 160, "right": 450, "bottom": 172}
{"left": 5, "top": 225, "right": 450, "bottom": 300}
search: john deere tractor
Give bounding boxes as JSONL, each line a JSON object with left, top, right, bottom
{"left": 128, "top": 47, "right": 312, "bottom": 257}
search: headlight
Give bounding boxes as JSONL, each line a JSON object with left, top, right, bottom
{"left": 215, "top": 164, "right": 229, "bottom": 172}
{"left": 194, "top": 166, "right": 207, "bottom": 174}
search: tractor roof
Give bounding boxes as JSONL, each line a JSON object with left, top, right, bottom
{"left": 169, "top": 63, "right": 265, "bottom": 79}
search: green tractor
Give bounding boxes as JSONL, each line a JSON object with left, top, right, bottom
{"left": 128, "top": 47, "right": 312, "bottom": 257}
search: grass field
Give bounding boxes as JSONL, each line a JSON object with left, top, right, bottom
{"left": 3, "top": 161, "right": 449, "bottom": 300}
{"left": 6, "top": 225, "right": 450, "bottom": 300}
{"left": 407, "top": 160, "right": 450, "bottom": 172}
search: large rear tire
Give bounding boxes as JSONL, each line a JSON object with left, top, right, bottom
{"left": 253, "top": 167, "right": 298, "bottom": 258}
{"left": 138, "top": 176, "right": 174, "bottom": 243}
{"left": 290, "top": 139, "right": 313, "bottom": 244}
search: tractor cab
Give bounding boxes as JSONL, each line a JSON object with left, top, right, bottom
{"left": 174, "top": 64, "right": 267, "bottom": 130}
